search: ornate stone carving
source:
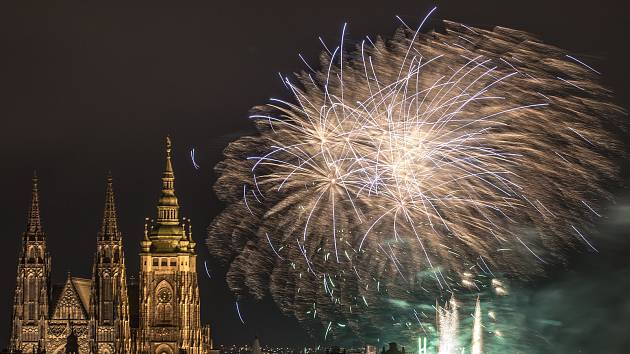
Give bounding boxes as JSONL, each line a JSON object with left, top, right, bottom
{"left": 9, "top": 140, "right": 208, "bottom": 354}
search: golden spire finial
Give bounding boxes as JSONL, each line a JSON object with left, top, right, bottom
{"left": 164, "top": 135, "right": 174, "bottom": 174}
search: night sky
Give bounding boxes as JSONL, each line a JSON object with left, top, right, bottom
{"left": 0, "top": 0, "right": 628, "bottom": 350}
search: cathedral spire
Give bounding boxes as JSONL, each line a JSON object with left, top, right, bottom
{"left": 12, "top": 171, "right": 52, "bottom": 352}
{"left": 156, "top": 136, "right": 179, "bottom": 226}
{"left": 26, "top": 171, "right": 44, "bottom": 239}
{"left": 99, "top": 172, "right": 120, "bottom": 240}
{"left": 139, "top": 136, "right": 203, "bottom": 354}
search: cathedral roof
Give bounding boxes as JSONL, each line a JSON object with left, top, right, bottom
{"left": 50, "top": 275, "right": 92, "bottom": 319}
{"left": 71, "top": 277, "right": 92, "bottom": 312}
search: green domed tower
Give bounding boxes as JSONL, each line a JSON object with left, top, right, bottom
{"left": 137, "top": 137, "right": 202, "bottom": 354}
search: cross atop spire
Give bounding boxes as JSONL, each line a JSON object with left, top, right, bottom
{"left": 99, "top": 172, "right": 121, "bottom": 240}
{"left": 25, "top": 171, "right": 44, "bottom": 239}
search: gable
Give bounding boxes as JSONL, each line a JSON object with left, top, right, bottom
{"left": 71, "top": 277, "right": 92, "bottom": 311}
{"left": 51, "top": 277, "right": 91, "bottom": 320}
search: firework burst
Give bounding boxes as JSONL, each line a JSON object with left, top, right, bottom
{"left": 207, "top": 12, "right": 626, "bottom": 342}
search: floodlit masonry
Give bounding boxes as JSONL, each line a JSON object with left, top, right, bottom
{"left": 9, "top": 137, "right": 212, "bottom": 354}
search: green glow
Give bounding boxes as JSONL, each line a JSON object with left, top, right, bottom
{"left": 418, "top": 336, "right": 427, "bottom": 354}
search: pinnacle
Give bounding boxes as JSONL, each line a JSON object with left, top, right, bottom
{"left": 99, "top": 173, "right": 120, "bottom": 241}
{"left": 25, "top": 173, "right": 43, "bottom": 238}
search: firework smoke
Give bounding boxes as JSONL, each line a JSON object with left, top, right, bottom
{"left": 207, "top": 13, "right": 626, "bottom": 343}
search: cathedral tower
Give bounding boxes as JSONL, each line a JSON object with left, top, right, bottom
{"left": 138, "top": 137, "right": 202, "bottom": 354}
{"left": 90, "top": 173, "right": 132, "bottom": 353}
{"left": 10, "top": 173, "right": 52, "bottom": 352}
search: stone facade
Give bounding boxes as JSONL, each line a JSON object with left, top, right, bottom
{"left": 9, "top": 138, "right": 210, "bottom": 354}
{"left": 137, "top": 137, "right": 203, "bottom": 354}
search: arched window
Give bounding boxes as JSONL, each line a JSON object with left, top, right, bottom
{"left": 27, "top": 277, "right": 37, "bottom": 301}
{"left": 27, "top": 246, "right": 36, "bottom": 262}
{"left": 102, "top": 279, "right": 113, "bottom": 322}
{"left": 102, "top": 279, "right": 112, "bottom": 300}
{"left": 103, "top": 246, "right": 111, "bottom": 263}
{"left": 155, "top": 281, "right": 173, "bottom": 325}
{"left": 26, "top": 276, "right": 36, "bottom": 320}
{"left": 155, "top": 344, "right": 173, "bottom": 354}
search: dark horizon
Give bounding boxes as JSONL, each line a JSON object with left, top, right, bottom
{"left": 0, "top": 0, "right": 628, "bottom": 350}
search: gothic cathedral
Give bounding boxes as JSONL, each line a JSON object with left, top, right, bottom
{"left": 9, "top": 138, "right": 210, "bottom": 354}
